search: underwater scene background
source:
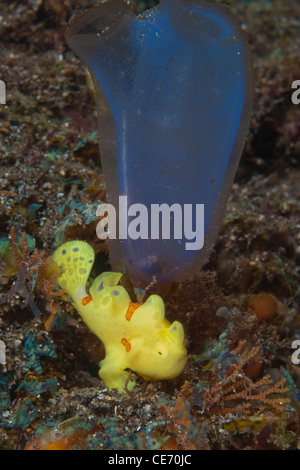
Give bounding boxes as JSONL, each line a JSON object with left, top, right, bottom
{"left": 0, "top": 0, "right": 300, "bottom": 450}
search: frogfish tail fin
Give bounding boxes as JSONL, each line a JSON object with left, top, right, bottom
{"left": 53, "top": 240, "right": 95, "bottom": 302}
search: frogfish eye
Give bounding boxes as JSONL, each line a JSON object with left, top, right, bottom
{"left": 156, "top": 344, "right": 168, "bottom": 359}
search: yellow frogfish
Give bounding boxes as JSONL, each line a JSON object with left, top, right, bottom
{"left": 53, "top": 241, "right": 187, "bottom": 392}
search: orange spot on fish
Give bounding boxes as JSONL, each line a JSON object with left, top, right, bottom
{"left": 82, "top": 296, "right": 92, "bottom": 305}
{"left": 121, "top": 338, "right": 131, "bottom": 352}
{"left": 125, "top": 302, "right": 140, "bottom": 321}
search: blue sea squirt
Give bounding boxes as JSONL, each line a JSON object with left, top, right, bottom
{"left": 66, "top": 0, "right": 253, "bottom": 287}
